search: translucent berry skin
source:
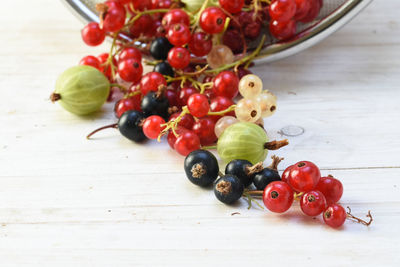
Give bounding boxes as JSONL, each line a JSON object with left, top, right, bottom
{"left": 103, "top": 2, "right": 126, "bottom": 32}
{"left": 323, "top": 204, "right": 347, "bottom": 228}
{"left": 294, "top": 0, "right": 311, "bottom": 20}
{"left": 209, "top": 96, "right": 235, "bottom": 122}
{"left": 114, "top": 96, "right": 141, "bottom": 118}
{"left": 219, "top": 0, "right": 245, "bottom": 14}
{"left": 188, "top": 32, "right": 212, "bottom": 57}
{"left": 167, "top": 47, "right": 190, "bottom": 69}
{"left": 129, "top": 14, "right": 153, "bottom": 38}
{"left": 281, "top": 165, "right": 293, "bottom": 183}
{"left": 187, "top": 93, "right": 210, "bottom": 118}
{"left": 142, "top": 115, "right": 166, "bottom": 139}
{"left": 287, "top": 161, "right": 321, "bottom": 192}
{"left": 139, "top": 72, "right": 167, "bottom": 96}
{"left": 269, "top": 0, "right": 297, "bottom": 22}
{"left": 213, "top": 71, "right": 239, "bottom": 99}
{"left": 263, "top": 181, "right": 294, "bottom": 213}
{"left": 166, "top": 89, "right": 180, "bottom": 108}
{"left": 169, "top": 112, "right": 195, "bottom": 129}
{"left": 299, "top": 0, "right": 321, "bottom": 23}
{"left": 315, "top": 176, "right": 344, "bottom": 204}
{"left": 167, "top": 24, "right": 191, "bottom": 46}
{"left": 300, "top": 190, "right": 327, "bottom": 216}
{"left": 178, "top": 87, "right": 197, "bottom": 106}
{"left": 79, "top": 55, "right": 101, "bottom": 69}
{"left": 235, "top": 98, "right": 262, "bottom": 123}
{"left": 255, "top": 90, "right": 277, "bottom": 118}
{"left": 162, "top": 9, "right": 190, "bottom": 29}
{"left": 184, "top": 150, "right": 219, "bottom": 187}
{"left": 81, "top": 22, "right": 105, "bottom": 46}
{"left": 174, "top": 130, "right": 201, "bottom": 156}
{"left": 118, "top": 47, "right": 142, "bottom": 63}
{"left": 199, "top": 7, "right": 227, "bottom": 34}
{"left": 214, "top": 174, "right": 244, "bottom": 204}
{"left": 270, "top": 19, "right": 297, "bottom": 41}
{"left": 192, "top": 117, "right": 217, "bottom": 146}
{"left": 214, "top": 116, "right": 238, "bottom": 137}
{"left": 238, "top": 74, "right": 263, "bottom": 99}
{"left": 167, "top": 127, "right": 188, "bottom": 149}
{"left": 118, "top": 58, "right": 143, "bottom": 83}
{"left": 207, "top": 45, "right": 234, "bottom": 69}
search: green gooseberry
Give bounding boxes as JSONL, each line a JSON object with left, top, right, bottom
{"left": 217, "top": 122, "right": 288, "bottom": 164}
{"left": 51, "top": 65, "right": 110, "bottom": 115}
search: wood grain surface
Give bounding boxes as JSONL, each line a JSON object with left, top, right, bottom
{"left": 0, "top": 0, "right": 399, "bottom": 266}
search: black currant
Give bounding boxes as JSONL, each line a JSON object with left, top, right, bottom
{"left": 150, "top": 37, "right": 173, "bottom": 60}
{"left": 141, "top": 90, "right": 169, "bottom": 119}
{"left": 225, "top": 159, "right": 263, "bottom": 187}
{"left": 154, "top": 61, "right": 174, "bottom": 77}
{"left": 253, "top": 155, "right": 283, "bottom": 190}
{"left": 214, "top": 175, "right": 244, "bottom": 204}
{"left": 184, "top": 150, "right": 219, "bottom": 187}
{"left": 117, "top": 110, "right": 147, "bottom": 143}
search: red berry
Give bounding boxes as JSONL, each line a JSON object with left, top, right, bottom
{"left": 188, "top": 32, "right": 213, "bottom": 57}
{"left": 323, "top": 204, "right": 347, "bottom": 228}
{"left": 169, "top": 112, "right": 195, "bottom": 129}
{"left": 167, "top": 47, "right": 190, "bottom": 69}
{"left": 128, "top": 0, "right": 152, "bottom": 12}
{"left": 281, "top": 165, "right": 293, "bottom": 183}
{"left": 187, "top": 93, "right": 210, "bottom": 118}
{"left": 118, "top": 58, "right": 143, "bottom": 83}
{"left": 103, "top": 1, "right": 126, "bottom": 32}
{"left": 299, "top": 0, "right": 321, "bottom": 23}
{"left": 166, "top": 89, "right": 180, "bottom": 107}
{"left": 167, "top": 24, "right": 191, "bottom": 46}
{"left": 116, "top": 0, "right": 132, "bottom": 4}
{"left": 236, "top": 67, "right": 252, "bottom": 79}
{"left": 192, "top": 117, "right": 217, "bottom": 145}
{"left": 114, "top": 95, "right": 142, "bottom": 118}
{"left": 263, "top": 181, "right": 294, "bottom": 213}
{"left": 244, "top": 22, "right": 261, "bottom": 40}
{"left": 287, "top": 161, "right": 321, "bottom": 192}
{"left": 151, "top": 0, "right": 172, "bottom": 9}
{"left": 174, "top": 130, "right": 201, "bottom": 156}
{"left": 315, "top": 176, "right": 343, "bottom": 204}
{"left": 269, "top": 0, "right": 297, "bottom": 22}
{"left": 223, "top": 30, "right": 244, "bottom": 54}
{"left": 269, "top": 19, "right": 297, "bottom": 40}
{"left": 139, "top": 72, "right": 167, "bottom": 96}
{"left": 199, "top": 7, "right": 227, "bottom": 34}
{"left": 219, "top": 0, "right": 244, "bottom": 14}
{"left": 81, "top": 22, "right": 105, "bottom": 46}
{"left": 294, "top": 0, "right": 311, "bottom": 21}
{"left": 162, "top": 9, "right": 190, "bottom": 29}
{"left": 212, "top": 71, "right": 239, "bottom": 99}
{"left": 98, "top": 53, "right": 118, "bottom": 80}
{"left": 178, "top": 87, "right": 197, "bottom": 106}
{"left": 129, "top": 14, "right": 154, "bottom": 38}
{"left": 119, "top": 47, "right": 142, "bottom": 63}
{"left": 300, "top": 190, "right": 327, "bottom": 216}
{"left": 79, "top": 55, "right": 101, "bottom": 69}
{"left": 209, "top": 96, "right": 235, "bottom": 122}
{"left": 143, "top": 115, "right": 166, "bottom": 139}
{"left": 167, "top": 127, "right": 188, "bottom": 149}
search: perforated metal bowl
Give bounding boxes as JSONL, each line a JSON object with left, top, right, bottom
{"left": 63, "top": 0, "right": 373, "bottom": 63}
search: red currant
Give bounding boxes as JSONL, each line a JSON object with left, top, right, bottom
{"left": 143, "top": 115, "right": 166, "bottom": 139}
{"left": 281, "top": 165, "right": 293, "bottom": 183}
{"left": 118, "top": 58, "right": 143, "bottom": 83}
{"left": 209, "top": 96, "right": 235, "bottom": 122}
{"left": 129, "top": 14, "right": 154, "bottom": 38}
{"left": 199, "top": 7, "right": 227, "bottom": 34}
{"left": 212, "top": 71, "right": 239, "bottom": 99}
{"left": 174, "top": 130, "right": 201, "bottom": 156}
{"left": 315, "top": 176, "right": 343, "bottom": 204}
{"left": 323, "top": 204, "right": 346, "bottom": 228}
{"left": 294, "top": 0, "right": 311, "bottom": 20}
{"left": 169, "top": 112, "right": 195, "bottom": 129}
{"left": 128, "top": 0, "right": 152, "bottom": 12}
{"left": 151, "top": 0, "right": 172, "bottom": 9}
{"left": 219, "top": 0, "right": 244, "bottom": 14}
{"left": 103, "top": 1, "right": 126, "bottom": 32}
{"left": 166, "top": 89, "right": 180, "bottom": 107}
{"left": 139, "top": 72, "right": 167, "bottom": 96}
{"left": 114, "top": 95, "right": 142, "bottom": 118}
{"left": 263, "top": 181, "right": 294, "bottom": 213}
{"left": 81, "top": 22, "right": 105, "bottom": 46}
{"left": 119, "top": 47, "right": 142, "bottom": 63}
{"left": 79, "top": 55, "right": 101, "bottom": 69}
{"left": 167, "top": 127, "right": 188, "bottom": 149}
{"left": 187, "top": 93, "right": 210, "bottom": 118}
{"left": 167, "top": 24, "right": 191, "bottom": 46}
{"left": 299, "top": 0, "right": 321, "bottom": 23}
{"left": 188, "top": 32, "right": 213, "bottom": 57}
{"left": 192, "top": 117, "right": 217, "bottom": 145}
{"left": 98, "top": 53, "right": 118, "bottom": 80}
{"left": 269, "top": 19, "right": 297, "bottom": 40}
{"left": 300, "top": 190, "right": 327, "bottom": 216}
{"left": 223, "top": 30, "right": 244, "bottom": 54}
{"left": 269, "top": 0, "right": 297, "bottom": 22}
{"left": 178, "top": 87, "right": 197, "bottom": 106}
{"left": 167, "top": 47, "right": 191, "bottom": 69}
{"left": 287, "top": 161, "right": 321, "bottom": 192}
{"left": 162, "top": 9, "right": 190, "bottom": 29}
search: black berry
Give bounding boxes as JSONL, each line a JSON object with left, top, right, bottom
{"left": 154, "top": 61, "right": 175, "bottom": 77}
{"left": 184, "top": 150, "right": 219, "bottom": 187}
{"left": 141, "top": 91, "right": 169, "bottom": 119}
{"left": 225, "top": 159, "right": 263, "bottom": 187}
{"left": 253, "top": 156, "right": 284, "bottom": 190}
{"left": 150, "top": 37, "right": 173, "bottom": 60}
{"left": 118, "top": 110, "right": 147, "bottom": 143}
{"left": 214, "top": 175, "right": 244, "bottom": 204}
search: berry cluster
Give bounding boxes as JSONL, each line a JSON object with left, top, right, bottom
{"left": 184, "top": 151, "right": 373, "bottom": 229}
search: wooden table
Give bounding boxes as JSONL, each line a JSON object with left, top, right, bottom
{"left": 1, "top": 0, "right": 399, "bottom": 266}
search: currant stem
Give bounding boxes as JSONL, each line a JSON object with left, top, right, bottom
{"left": 86, "top": 123, "right": 118, "bottom": 139}
{"left": 267, "top": 155, "right": 284, "bottom": 171}
{"left": 201, "top": 145, "right": 217, "bottom": 150}
{"left": 245, "top": 162, "right": 264, "bottom": 175}
{"left": 110, "top": 83, "right": 128, "bottom": 93}
{"left": 244, "top": 190, "right": 263, "bottom": 196}
{"left": 264, "top": 139, "right": 289, "bottom": 150}
{"left": 242, "top": 192, "right": 265, "bottom": 210}
{"left": 346, "top": 206, "right": 373, "bottom": 227}
{"left": 207, "top": 105, "right": 236, "bottom": 116}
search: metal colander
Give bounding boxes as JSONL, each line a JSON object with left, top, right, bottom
{"left": 63, "top": 0, "right": 372, "bottom": 63}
